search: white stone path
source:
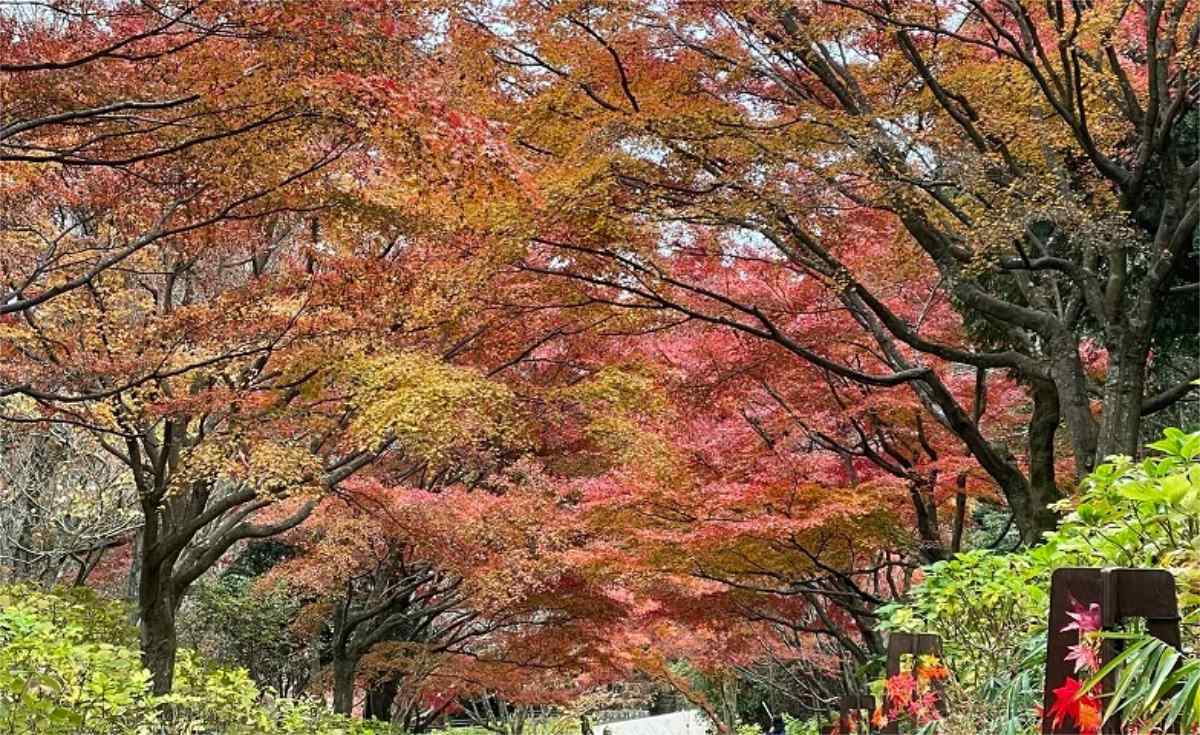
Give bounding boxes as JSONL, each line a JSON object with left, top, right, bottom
{"left": 598, "top": 710, "right": 711, "bottom": 735}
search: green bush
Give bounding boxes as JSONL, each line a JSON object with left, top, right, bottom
{"left": 1045, "top": 427, "right": 1200, "bottom": 601}
{"left": 782, "top": 713, "right": 824, "bottom": 735}
{"left": 0, "top": 585, "right": 393, "bottom": 735}
{"left": 878, "top": 550, "right": 1048, "bottom": 676}
{"left": 0, "top": 585, "right": 154, "bottom": 734}
{"left": 1058, "top": 428, "right": 1200, "bottom": 730}
{"left": 876, "top": 549, "right": 1047, "bottom": 734}
{"left": 179, "top": 574, "right": 307, "bottom": 696}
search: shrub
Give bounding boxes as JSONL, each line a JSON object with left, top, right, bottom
{"left": 876, "top": 550, "right": 1047, "bottom": 734}
{"left": 0, "top": 584, "right": 394, "bottom": 735}
{"left": 1058, "top": 428, "right": 1200, "bottom": 732}
{"left": 179, "top": 573, "right": 308, "bottom": 696}
{"left": 0, "top": 585, "right": 154, "bottom": 734}
{"left": 1045, "top": 427, "right": 1200, "bottom": 608}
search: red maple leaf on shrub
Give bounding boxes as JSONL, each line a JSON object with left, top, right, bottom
{"left": 1065, "top": 641, "right": 1101, "bottom": 673}
{"left": 885, "top": 672, "right": 916, "bottom": 709}
{"left": 1048, "top": 677, "right": 1102, "bottom": 734}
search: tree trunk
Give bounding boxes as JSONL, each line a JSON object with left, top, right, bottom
{"left": 366, "top": 678, "right": 398, "bottom": 721}
{"left": 139, "top": 567, "right": 179, "bottom": 696}
{"left": 126, "top": 528, "right": 143, "bottom": 621}
{"left": 1096, "top": 332, "right": 1152, "bottom": 460}
{"left": 909, "top": 480, "right": 946, "bottom": 562}
{"left": 332, "top": 653, "right": 358, "bottom": 715}
{"left": 1025, "top": 379, "right": 1064, "bottom": 543}
{"left": 715, "top": 677, "right": 735, "bottom": 734}
{"left": 916, "top": 373, "right": 1055, "bottom": 542}
{"left": 1049, "top": 334, "right": 1098, "bottom": 477}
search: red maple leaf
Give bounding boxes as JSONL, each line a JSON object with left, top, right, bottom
{"left": 1048, "top": 677, "right": 1102, "bottom": 734}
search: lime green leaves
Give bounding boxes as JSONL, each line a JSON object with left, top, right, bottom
{"left": 0, "top": 585, "right": 394, "bottom": 735}
{"left": 1049, "top": 429, "right": 1200, "bottom": 572}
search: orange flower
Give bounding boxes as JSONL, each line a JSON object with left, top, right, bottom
{"left": 921, "top": 662, "right": 950, "bottom": 681}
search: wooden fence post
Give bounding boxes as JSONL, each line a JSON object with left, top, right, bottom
{"left": 1041, "top": 567, "right": 1181, "bottom": 734}
{"left": 879, "top": 633, "right": 946, "bottom": 734}
{"left": 827, "top": 694, "right": 875, "bottom": 735}
{"left": 884, "top": 633, "right": 944, "bottom": 676}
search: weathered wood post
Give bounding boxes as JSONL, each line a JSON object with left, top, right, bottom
{"left": 881, "top": 633, "right": 946, "bottom": 734}
{"left": 884, "top": 633, "right": 944, "bottom": 676}
{"left": 828, "top": 694, "right": 875, "bottom": 734}
{"left": 1041, "top": 568, "right": 1181, "bottom": 734}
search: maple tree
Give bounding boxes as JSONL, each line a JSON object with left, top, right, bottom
{"left": 453, "top": 0, "right": 1199, "bottom": 542}
{"left": 274, "top": 483, "right": 478, "bottom": 721}
{"left": 465, "top": 215, "right": 1034, "bottom": 707}
{"left": 0, "top": 285, "right": 531, "bottom": 697}
{"left": 260, "top": 331, "right": 655, "bottom": 721}
{"left": 265, "top": 471, "right": 629, "bottom": 721}
{"left": 1, "top": 1, "right": 338, "bottom": 320}
{"left": 0, "top": 0, "right": 537, "bottom": 697}
{"left": 313, "top": 292, "right": 738, "bottom": 720}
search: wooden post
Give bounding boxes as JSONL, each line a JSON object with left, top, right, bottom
{"left": 828, "top": 694, "right": 874, "bottom": 735}
{"left": 1041, "top": 568, "right": 1181, "bottom": 734}
{"left": 884, "top": 632, "right": 944, "bottom": 675}
{"left": 827, "top": 634, "right": 946, "bottom": 734}
{"left": 880, "top": 633, "right": 946, "bottom": 734}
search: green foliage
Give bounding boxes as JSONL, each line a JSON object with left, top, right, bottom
{"left": 1045, "top": 427, "right": 1200, "bottom": 598}
{"left": 731, "top": 718, "right": 823, "bottom": 735}
{"left": 876, "top": 553, "right": 1046, "bottom": 733}
{"left": 1040, "top": 426, "right": 1200, "bottom": 662}
{"left": 224, "top": 541, "right": 296, "bottom": 578}
{"left": 1081, "top": 633, "right": 1200, "bottom": 733}
{"left": 878, "top": 550, "right": 1047, "bottom": 686}
{"left": 180, "top": 574, "right": 304, "bottom": 693}
{"left": 0, "top": 584, "right": 153, "bottom": 734}
{"left": 781, "top": 713, "right": 824, "bottom": 735}
{"left": 1058, "top": 429, "right": 1200, "bottom": 727}
{"left": 0, "top": 585, "right": 395, "bottom": 735}
{"left": 962, "top": 503, "right": 1022, "bottom": 550}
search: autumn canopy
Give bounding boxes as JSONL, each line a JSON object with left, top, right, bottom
{"left": 0, "top": 1, "right": 1196, "bottom": 734}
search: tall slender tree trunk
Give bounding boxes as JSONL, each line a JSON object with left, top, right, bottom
{"left": 332, "top": 653, "right": 358, "bottom": 715}
{"left": 1049, "top": 334, "right": 1099, "bottom": 477}
{"left": 126, "top": 528, "right": 143, "bottom": 621}
{"left": 1025, "top": 379, "right": 1064, "bottom": 543}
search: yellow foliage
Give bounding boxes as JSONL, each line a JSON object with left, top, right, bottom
{"left": 337, "top": 350, "right": 522, "bottom": 461}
